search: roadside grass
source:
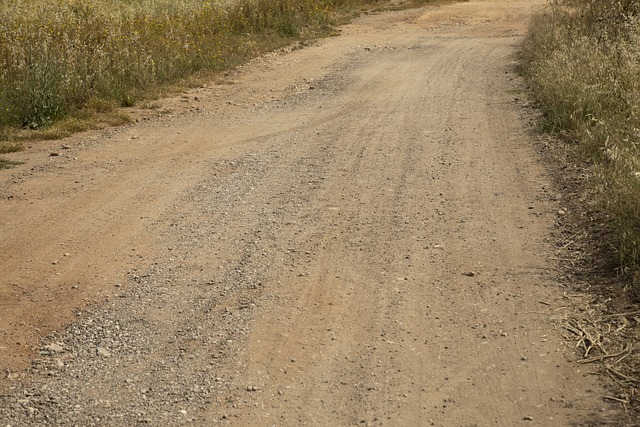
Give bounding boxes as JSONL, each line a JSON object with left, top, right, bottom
{"left": 521, "top": 0, "right": 640, "bottom": 414}
{"left": 0, "top": 0, "right": 438, "bottom": 144}
{"left": 0, "top": 0, "right": 330, "bottom": 132}
{"left": 521, "top": 0, "right": 640, "bottom": 268}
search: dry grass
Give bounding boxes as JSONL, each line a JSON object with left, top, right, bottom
{"left": 521, "top": 0, "right": 640, "bottom": 268}
{"left": 0, "top": 0, "right": 330, "bottom": 130}
{"left": 521, "top": 1, "right": 640, "bottom": 416}
{"left": 0, "top": 0, "right": 438, "bottom": 146}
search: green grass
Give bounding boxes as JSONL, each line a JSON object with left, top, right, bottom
{"left": 521, "top": 0, "right": 640, "bottom": 267}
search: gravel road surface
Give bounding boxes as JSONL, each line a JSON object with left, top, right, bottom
{"left": 0, "top": 1, "right": 620, "bottom": 426}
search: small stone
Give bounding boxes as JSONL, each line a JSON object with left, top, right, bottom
{"left": 97, "top": 347, "right": 111, "bottom": 357}
{"left": 246, "top": 386, "right": 258, "bottom": 392}
{"left": 45, "top": 343, "right": 64, "bottom": 353}
{"left": 523, "top": 415, "right": 533, "bottom": 421}
{"left": 179, "top": 409, "right": 187, "bottom": 415}
{"left": 462, "top": 271, "right": 475, "bottom": 277}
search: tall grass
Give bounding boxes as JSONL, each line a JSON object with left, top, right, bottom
{"left": 521, "top": 0, "right": 640, "bottom": 266}
{"left": 0, "top": 0, "right": 381, "bottom": 132}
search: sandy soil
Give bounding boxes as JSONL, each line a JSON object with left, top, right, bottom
{"left": 0, "top": 1, "right": 623, "bottom": 425}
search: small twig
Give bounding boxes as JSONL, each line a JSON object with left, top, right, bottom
{"left": 603, "top": 395, "right": 630, "bottom": 404}
{"left": 577, "top": 344, "right": 632, "bottom": 364}
{"left": 563, "top": 323, "right": 582, "bottom": 336}
{"left": 606, "top": 365, "right": 640, "bottom": 384}
{"left": 614, "top": 351, "right": 631, "bottom": 365}
{"left": 606, "top": 369, "right": 626, "bottom": 387}
{"left": 538, "top": 300, "right": 551, "bottom": 306}
{"left": 602, "top": 310, "right": 640, "bottom": 319}
{"left": 570, "top": 320, "right": 597, "bottom": 357}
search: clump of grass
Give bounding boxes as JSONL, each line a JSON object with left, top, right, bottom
{"left": 521, "top": 0, "right": 640, "bottom": 267}
{"left": 0, "top": 141, "right": 23, "bottom": 155}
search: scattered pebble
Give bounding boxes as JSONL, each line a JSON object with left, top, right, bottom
{"left": 96, "top": 347, "right": 111, "bottom": 357}
{"left": 44, "top": 343, "right": 64, "bottom": 353}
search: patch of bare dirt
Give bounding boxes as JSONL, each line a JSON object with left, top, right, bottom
{"left": 0, "top": 1, "right": 629, "bottom": 425}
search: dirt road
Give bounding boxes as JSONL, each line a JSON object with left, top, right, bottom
{"left": 0, "top": 1, "right": 620, "bottom": 425}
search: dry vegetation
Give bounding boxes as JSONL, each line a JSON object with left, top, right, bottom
{"left": 0, "top": 0, "right": 436, "bottom": 162}
{"left": 521, "top": 0, "right": 640, "bottom": 267}
{"left": 521, "top": 0, "right": 640, "bottom": 415}
{"left": 0, "top": 0, "right": 331, "bottom": 132}
{"left": 0, "top": 0, "right": 433, "bottom": 140}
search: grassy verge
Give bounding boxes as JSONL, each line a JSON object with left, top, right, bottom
{"left": 521, "top": 0, "right": 640, "bottom": 267}
{"left": 0, "top": 0, "right": 330, "bottom": 132}
{"left": 521, "top": 1, "right": 640, "bottom": 415}
{"left": 0, "top": 0, "right": 437, "bottom": 145}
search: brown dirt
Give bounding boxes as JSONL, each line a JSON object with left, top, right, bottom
{"left": 0, "top": 1, "right": 626, "bottom": 425}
